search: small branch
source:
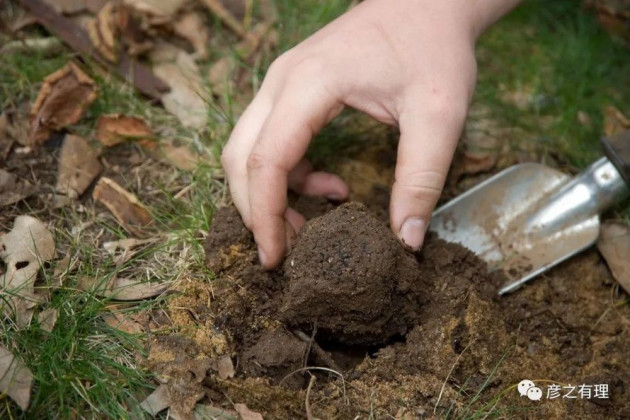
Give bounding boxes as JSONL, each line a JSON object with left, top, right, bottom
{"left": 20, "top": 0, "right": 169, "bottom": 100}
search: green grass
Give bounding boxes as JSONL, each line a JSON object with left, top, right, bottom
{"left": 476, "top": 0, "right": 630, "bottom": 168}
{"left": 1, "top": 0, "right": 629, "bottom": 417}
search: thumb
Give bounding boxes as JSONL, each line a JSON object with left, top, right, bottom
{"left": 390, "top": 108, "right": 464, "bottom": 250}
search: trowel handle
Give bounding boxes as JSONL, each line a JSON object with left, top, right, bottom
{"left": 602, "top": 130, "right": 630, "bottom": 188}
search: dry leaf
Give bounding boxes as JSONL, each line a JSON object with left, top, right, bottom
{"left": 0, "top": 344, "right": 33, "bottom": 411}
{"left": 103, "top": 311, "right": 144, "bottom": 334}
{"left": 234, "top": 403, "right": 263, "bottom": 420}
{"left": 217, "top": 355, "right": 235, "bottom": 379}
{"left": 1, "top": 108, "right": 31, "bottom": 147}
{"left": 56, "top": 134, "right": 102, "bottom": 199}
{"left": 598, "top": 221, "right": 630, "bottom": 294}
{"left": 603, "top": 106, "right": 630, "bottom": 137}
{"left": 160, "top": 141, "right": 204, "bottom": 171}
{"left": 92, "top": 177, "right": 153, "bottom": 234}
{"left": 153, "top": 50, "right": 208, "bottom": 129}
{"left": 174, "top": 12, "right": 210, "bottom": 59}
{"left": 0, "top": 170, "right": 35, "bottom": 207}
{"left": 28, "top": 62, "right": 98, "bottom": 146}
{"left": 86, "top": 2, "right": 118, "bottom": 62}
{"left": 37, "top": 308, "right": 59, "bottom": 332}
{"left": 140, "top": 384, "right": 170, "bottom": 416}
{"left": 95, "top": 114, "right": 154, "bottom": 147}
{"left": 79, "top": 276, "right": 169, "bottom": 300}
{"left": 0, "top": 216, "right": 55, "bottom": 294}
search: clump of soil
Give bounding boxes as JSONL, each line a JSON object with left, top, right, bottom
{"left": 282, "top": 202, "right": 421, "bottom": 344}
{"left": 148, "top": 194, "right": 630, "bottom": 419}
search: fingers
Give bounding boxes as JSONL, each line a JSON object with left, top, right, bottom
{"left": 390, "top": 103, "right": 466, "bottom": 251}
{"left": 221, "top": 94, "right": 273, "bottom": 227}
{"left": 247, "top": 86, "right": 342, "bottom": 268}
{"left": 288, "top": 159, "right": 349, "bottom": 200}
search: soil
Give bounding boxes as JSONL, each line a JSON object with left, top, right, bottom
{"left": 152, "top": 182, "right": 630, "bottom": 418}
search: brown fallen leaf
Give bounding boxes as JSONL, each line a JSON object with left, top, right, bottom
{"left": 1, "top": 108, "right": 31, "bottom": 148}
{"left": 0, "top": 344, "right": 34, "bottom": 411}
{"left": 159, "top": 141, "right": 205, "bottom": 171}
{"left": 152, "top": 50, "right": 209, "bottom": 129}
{"left": 0, "top": 216, "right": 55, "bottom": 327}
{"left": 92, "top": 177, "right": 153, "bottom": 234}
{"left": 56, "top": 134, "right": 103, "bottom": 200}
{"left": 597, "top": 221, "right": 630, "bottom": 294}
{"left": 28, "top": 62, "right": 98, "bottom": 146}
{"left": 234, "top": 403, "right": 263, "bottom": 420}
{"left": 86, "top": 2, "right": 118, "bottom": 62}
{"left": 37, "top": 308, "right": 59, "bottom": 332}
{"left": 139, "top": 384, "right": 170, "bottom": 416}
{"left": 603, "top": 105, "right": 630, "bottom": 137}
{"left": 0, "top": 169, "right": 35, "bottom": 207}
{"left": 103, "top": 311, "right": 145, "bottom": 334}
{"left": 0, "top": 216, "right": 55, "bottom": 295}
{"left": 173, "top": 12, "right": 210, "bottom": 59}
{"left": 217, "top": 355, "right": 235, "bottom": 379}
{"left": 95, "top": 114, "right": 155, "bottom": 147}
{"left": 79, "top": 276, "right": 169, "bottom": 300}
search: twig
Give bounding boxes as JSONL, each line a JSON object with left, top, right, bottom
{"left": 20, "top": 0, "right": 169, "bottom": 100}
{"left": 294, "top": 330, "right": 343, "bottom": 373}
{"left": 305, "top": 375, "right": 316, "bottom": 420}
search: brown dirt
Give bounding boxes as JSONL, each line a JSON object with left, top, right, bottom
{"left": 146, "top": 181, "right": 630, "bottom": 419}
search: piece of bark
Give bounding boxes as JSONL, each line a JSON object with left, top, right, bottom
{"left": 28, "top": 62, "right": 98, "bottom": 146}
{"left": 56, "top": 134, "right": 102, "bottom": 199}
{"left": 92, "top": 177, "right": 153, "bottom": 234}
{"left": 21, "top": 0, "right": 169, "bottom": 99}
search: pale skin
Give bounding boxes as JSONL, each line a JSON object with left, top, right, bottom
{"left": 222, "top": 0, "right": 521, "bottom": 268}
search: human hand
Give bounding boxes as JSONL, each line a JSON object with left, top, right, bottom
{"left": 221, "top": 0, "right": 519, "bottom": 268}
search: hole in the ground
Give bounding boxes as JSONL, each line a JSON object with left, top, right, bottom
{"left": 313, "top": 333, "right": 407, "bottom": 371}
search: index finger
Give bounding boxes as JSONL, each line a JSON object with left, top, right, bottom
{"left": 247, "top": 86, "right": 342, "bottom": 268}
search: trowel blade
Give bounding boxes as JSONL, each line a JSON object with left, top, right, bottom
{"left": 429, "top": 163, "right": 600, "bottom": 295}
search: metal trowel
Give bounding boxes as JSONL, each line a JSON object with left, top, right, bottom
{"left": 429, "top": 131, "right": 630, "bottom": 295}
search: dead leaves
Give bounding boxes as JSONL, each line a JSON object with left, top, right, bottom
{"left": 0, "top": 170, "right": 35, "bottom": 208}
{"left": 0, "top": 344, "right": 34, "bottom": 411}
{"left": 604, "top": 105, "right": 630, "bottom": 137}
{"left": 28, "top": 62, "right": 98, "bottom": 146}
{"left": 56, "top": 134, "right": 103, "bottom": 200}
{"left": 598, "top": 221, "right": 630, "bottom": 295}
{"left": 95, "top": 113, "right": 155, "bottom": 147}
{"left": 93, "top": 177, "right": 153, "bottom": 234}
{"left": 153, "top": 50, "right": 209, "bottom": 129}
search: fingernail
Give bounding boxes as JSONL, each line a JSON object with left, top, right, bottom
{"left": 258, "top": 248, "right": 268, "bottom": 266}
{"left": 399, "top": 218, "right": 427, "bottom": 251}
{"left": 325, "top": 193, "right": 344, "bottom": 201}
